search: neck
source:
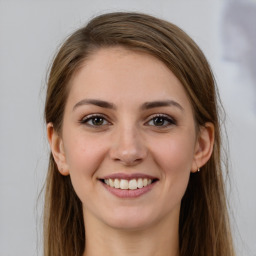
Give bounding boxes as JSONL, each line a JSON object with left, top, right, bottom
{"left": 82, "top": 210, "right": 180, "bottom": 256}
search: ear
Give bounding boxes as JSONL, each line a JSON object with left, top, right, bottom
{"left": 47, "top": 123, "right": 69, "bottom": 176}
{"left": 191, "top": 122, "right": 215, "bottom": 173}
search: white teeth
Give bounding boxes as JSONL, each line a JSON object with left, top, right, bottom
{"left": 129, "top": 179, "right": 137, "bottom": 190}
{"left": 120, "top": 179, "right": 129, "bottom": 189}
{"left": 103, "top": 178, "right": 154, "bottom": 190}
{"left": 109, "top": 178, "right": 114, "bottom": 187}
{"left": 114, "top": 179, "right": 120, "bottom": 189}
{"left": 138, "top": 178, "right": 143, "bottom": 188}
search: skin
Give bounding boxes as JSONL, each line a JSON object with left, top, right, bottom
{"left": 48, "top": 47, "right": 214, "bottom": 256}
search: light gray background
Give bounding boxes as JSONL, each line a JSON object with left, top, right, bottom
{"left": 0, "top": 0, "right": 255, "bottom": 255}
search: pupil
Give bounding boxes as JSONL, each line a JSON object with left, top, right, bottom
{"left": 93, "top": 117, "right": 103, "bottom": 125}
{"left": 154, "top": 117, "right": 164, "bottom": 126}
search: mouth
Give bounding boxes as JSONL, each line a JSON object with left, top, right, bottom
{"left": 98, "top": 174, "right": 159, "bottom": 198}
{"left": 100, "top": 178, "right": 157, "bottom": 190}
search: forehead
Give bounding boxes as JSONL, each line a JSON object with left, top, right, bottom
{"left": 67, "top": 46, "right": 192, "bottom": 111}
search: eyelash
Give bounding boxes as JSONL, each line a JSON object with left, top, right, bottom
{"left": 80, "top": 114, "right": 111, "bottom": 127}
{"left": 79, "top": 114, "right": 176, "bottom": 128}
{"left": 145, "top": 114, "right": 176, "bottom": 127}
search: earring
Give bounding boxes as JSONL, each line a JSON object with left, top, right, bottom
{"left": 58, "top": 166, "right": 64, "bottom": 174}
{"left": 197, "top": 168, "right": 200, "bottom": 172}
{"left": 58, "top": 166, "right": 69, "bottom": 176}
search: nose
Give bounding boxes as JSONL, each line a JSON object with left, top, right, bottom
{"left": 109, "top": 125, "right": 147, "bottom": 166}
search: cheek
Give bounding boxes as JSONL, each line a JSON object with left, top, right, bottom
{"left": 64, "top": 133, "right": 107, "bottom": 177}
{"left": 63, "top": 134, "right": 109, "bottom": 204}
{"left": 154, "top": 134, "right": 195, "bottom": 172}
{"left": 151, "top": 134, "right": 195, "bottom": 195}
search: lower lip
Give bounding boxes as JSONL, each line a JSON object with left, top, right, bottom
{"left": 101, "top": 182, "right": 156, "bottom": 198}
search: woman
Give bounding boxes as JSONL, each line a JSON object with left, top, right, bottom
{"left": 44, "top": 12, "right": 235, "bottom": 256}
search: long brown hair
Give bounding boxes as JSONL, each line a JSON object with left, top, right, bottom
{"left": 44, "top": 12, "right": 235, "bottom": 256}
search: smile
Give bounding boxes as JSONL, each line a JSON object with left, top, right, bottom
{"left": 99, "top": 173, "right": 158, "bottom": 198}
{"left": 104, "top": 178, "right": 153, "bottom": 190}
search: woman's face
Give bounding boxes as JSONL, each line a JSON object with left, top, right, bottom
{"left": 52, "top": 47, "right": 203, "bottom": 230}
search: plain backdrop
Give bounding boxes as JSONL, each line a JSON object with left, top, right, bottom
{"left": 0, "top": 0, "right": 255, "bottom": 255}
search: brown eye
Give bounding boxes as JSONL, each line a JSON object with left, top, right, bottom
{"left": 152, "top": 117, "right": 165, "bottom": 126}
{"left": 147, "top": 114, "right": 176, "bottom": 127}
{"left": 91, "top": 117, "right": 104, "bottom": 126}
{"left": 81, "top": 115, "right": 109, "bottom": 127}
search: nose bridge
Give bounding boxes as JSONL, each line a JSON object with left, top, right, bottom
{"left": 110, "top": 121, "right": 146, "bottom": 165}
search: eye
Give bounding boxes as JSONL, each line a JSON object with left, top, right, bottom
{"left": 146, "top": 114, "right": 176, "bottom": 127}
{"left": 80, "top": 114, "right": 110, "bottom": 127}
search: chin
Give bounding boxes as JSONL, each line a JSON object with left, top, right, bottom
{"left": 102, "top": 207, "right": 159, "bottom": 231}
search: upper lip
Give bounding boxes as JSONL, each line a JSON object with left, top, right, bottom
{"left": 99, "top": 173, "right": 158, "bottom": 180}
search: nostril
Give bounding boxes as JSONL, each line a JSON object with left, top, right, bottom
{"left": 109, "top": 134, "right": 147, "bottom": 165}
{"left": 115, "top": 157, "right": 143, "bottom": 166}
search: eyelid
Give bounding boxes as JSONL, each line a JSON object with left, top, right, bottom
{"left": 145, "top": 113, "right": 177, "bottom": 126}
{"left": 79, "top": 113, "right": 176, "bottom": 127}
{"left": 79, "top": 113, "right": 111, "bottom": 126}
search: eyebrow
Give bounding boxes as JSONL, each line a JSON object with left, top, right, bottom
{"left": 73, "top": 99, "right": 184, "bottom": 111}
{"left": 141, "top": 100, "right": 184, "bottom": 111}
{"left": 73, "top": 99, "right": 116, "bottom": 111}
